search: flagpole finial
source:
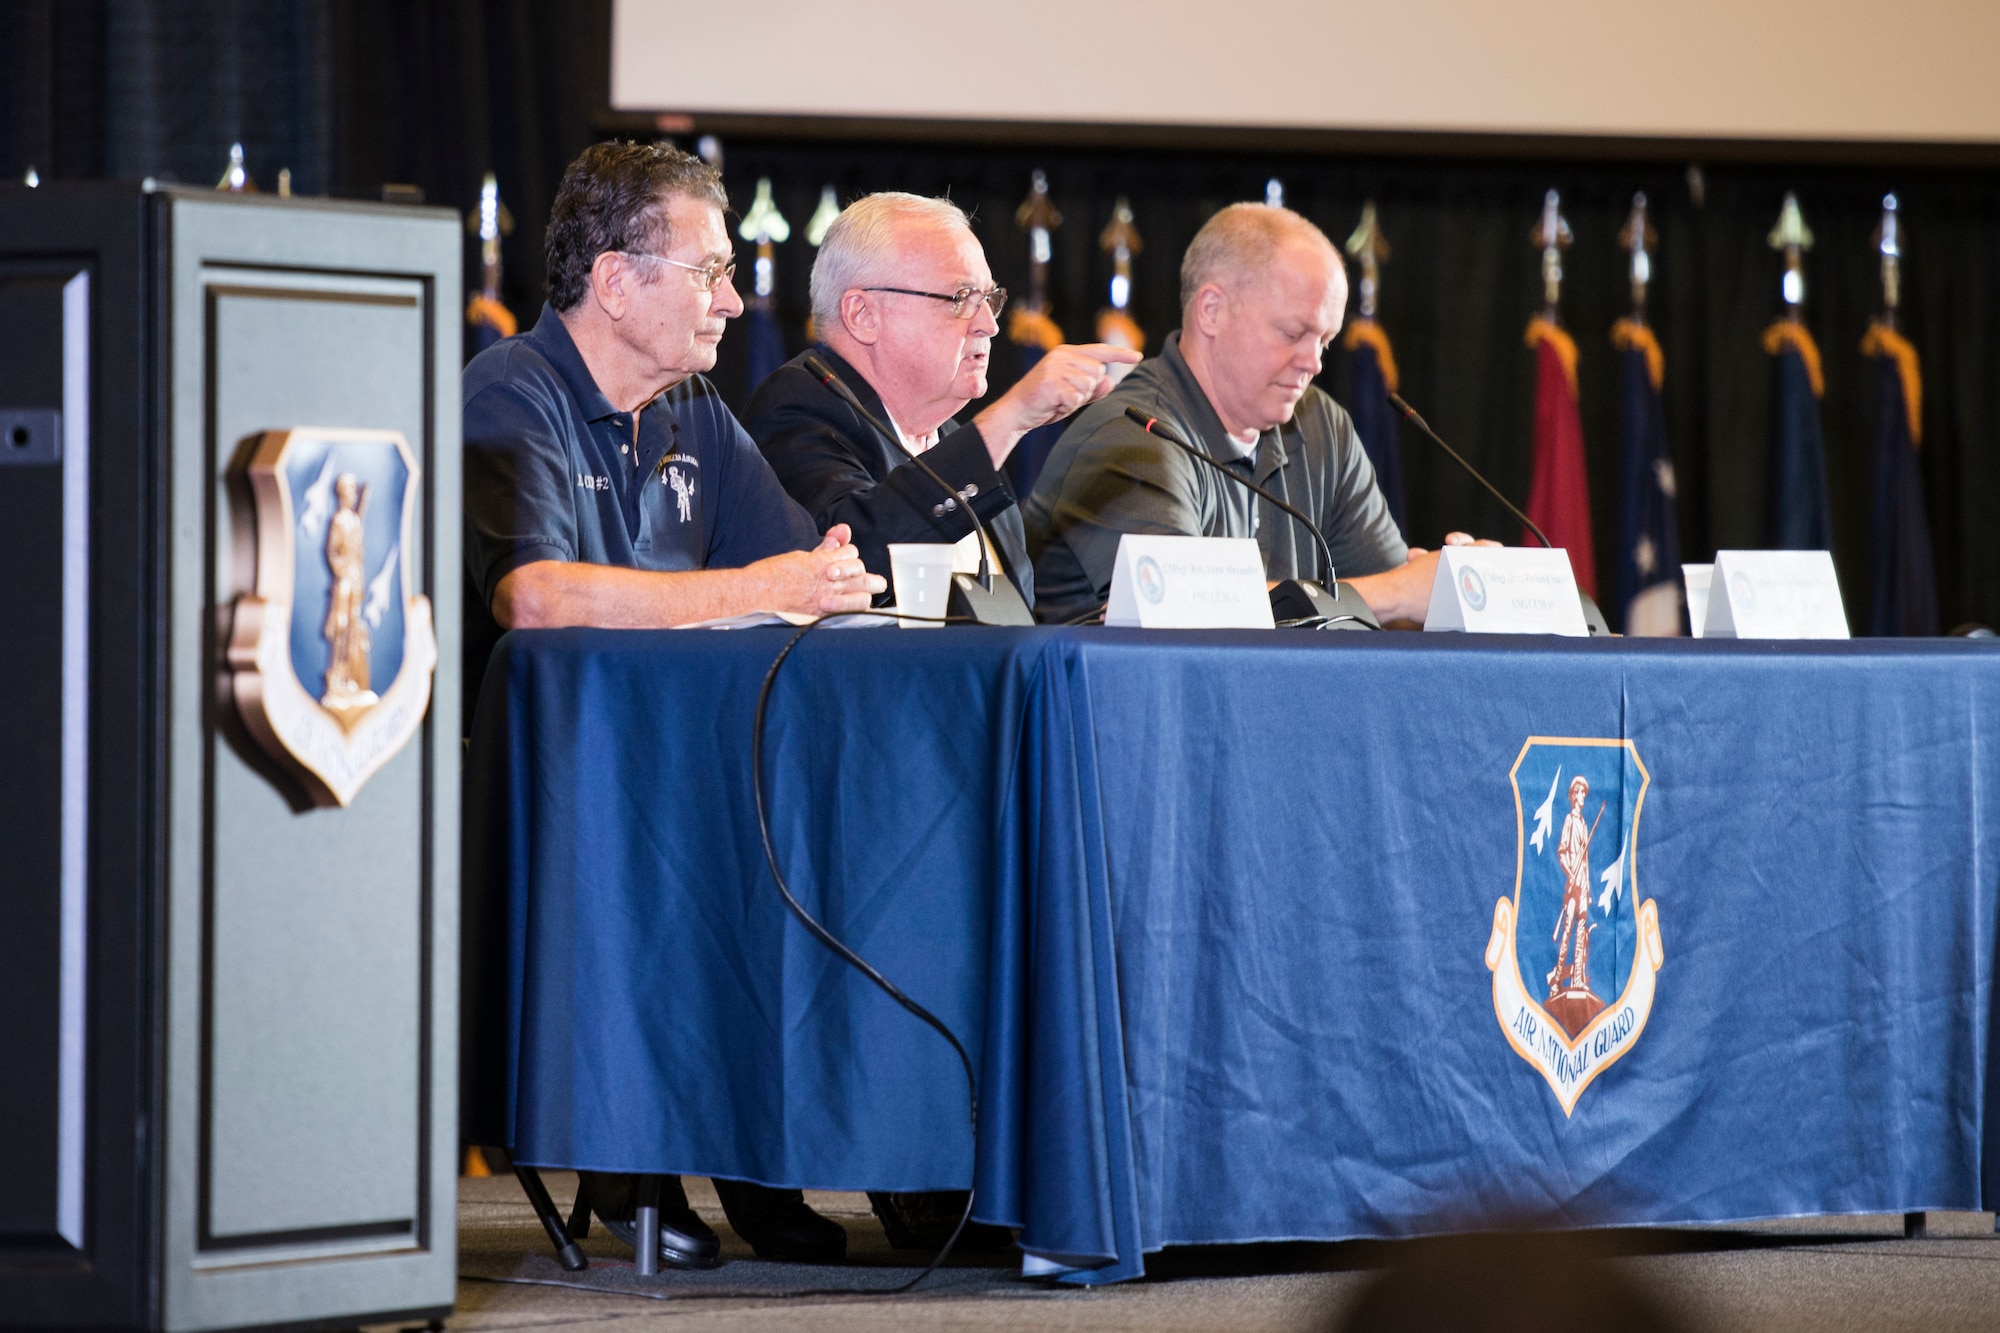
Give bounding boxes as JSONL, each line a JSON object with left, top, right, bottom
{"left": 1532, "top": 189, "right": 1573, "bottom": 319}
{"left": 737, "top": 178, "right": 790, "bottom": 305}
{"left": 1016, "top": 171, "right": 1062, "bottom": 317}
{"left": 1873, "top": 192, "right": 1903, "bottom": 324}
{"left": 465, "top": 173, "right": 515, "bottom": 302}
{"left": 217, "top": 143, "right": 251, "bottom": 192}
{"left": 1264, "top": 178, "right": 1285, "bottom": 209}
{"left": 22, "top": 165, "right": 38, "bottom": 188}
{"left": 1768, "top": 191, "right": 1814, "bottom": 315}
{"left": 1099, "top": 196, "right": 1143, "bottom": 314}
{"left": 1619, "top": 192, "right": 1656, "bottom": 321}
{"left": 1345, "top": 201, "right": 1390, "bottom": 321}
{"left": 805, "top": 185, "right": 841, "bottom": 247}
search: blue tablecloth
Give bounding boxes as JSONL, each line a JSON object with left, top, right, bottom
{"left": 464, "top": 627, "right": 2000, "bottom": 1283}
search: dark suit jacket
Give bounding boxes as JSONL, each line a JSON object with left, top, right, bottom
{"left": 743, "top": 346, "right": 1034, "bottom": 606}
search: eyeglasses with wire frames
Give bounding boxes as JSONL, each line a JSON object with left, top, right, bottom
{"left": 620, "top": 250, "right": 738, "bottom": 292}
{"left": 859, "top": 284, "right": 1008, "bottom": 320}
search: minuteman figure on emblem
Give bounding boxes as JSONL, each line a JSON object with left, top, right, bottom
{"left": 668, "top": 464, "right": 695, "bottom": 522}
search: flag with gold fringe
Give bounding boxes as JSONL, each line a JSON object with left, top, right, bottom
{"left": 1007, "top": 171, "right": 1066, "bottom": 497}
{"left": 1762, "top": 320, "right": 1833, "bottom": 550}
{"left": 1343, "top": 320, "right": 1405, "bottom": 534}
{"left": 1861, "top": 321, "right": 1938, "bottom": 635}
{"left": 1611, "top": 319, "right": 1680, "bottom": 633}
{"left": 1342, "top": 203, "right": 1404, "bottom": 534}
{"left": 1524, "top": 316, "right": 1598, "bottom": 597}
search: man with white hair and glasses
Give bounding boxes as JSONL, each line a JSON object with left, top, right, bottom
{"left": 746, "top": 191, "right": 1138, "bottom": 611}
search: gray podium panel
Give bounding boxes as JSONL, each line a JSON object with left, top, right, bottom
{"left": 0, "top": 184, "right": 461, "bottom": 1333}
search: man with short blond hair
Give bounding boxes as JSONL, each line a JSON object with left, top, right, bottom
{"left": 1024, "top": 202, "right": 1480, "bottom": 625}
{"left": 747, "top": 191, "right": 1138, "bottom": 609}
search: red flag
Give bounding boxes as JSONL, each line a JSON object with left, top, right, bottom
{"left": 1524, "top": 317, "right": 1597, "bottom": 597}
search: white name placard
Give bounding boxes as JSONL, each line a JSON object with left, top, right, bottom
{"left": 1682, "top": 564, "right": 1713, "bottom": 638}
{"left": 1424, "top": 546, "right": 1589, "bottom": 636}
{"left": 1105, "top": 534, "right": 1274, "bottom": 629}
{"left": 1702, "top": 550, "right": 1849, "bottom": 639}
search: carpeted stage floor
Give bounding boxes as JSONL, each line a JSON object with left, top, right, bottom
{"left": 372, "top": 1173, "right": 2000, "bottom": 1331}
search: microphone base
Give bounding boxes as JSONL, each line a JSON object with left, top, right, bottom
{"left": 948, "top": 572, "right": 1037, "bottom": 626}
{"left": 1578, "top": 592, "right": 1611, "bottom": 636}
{"left": 1270, "top": 579, "right": 1381, "bottom": 631}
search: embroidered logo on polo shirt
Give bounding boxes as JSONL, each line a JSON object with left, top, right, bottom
{"left": 575, "top": 472, "right": 609, "bottom": 492}
{"left": 1486, "top": 737, "right": 1664, "bottom": 1116}
{"left": 661, "top": 454, "right": 699, "bottom": 523}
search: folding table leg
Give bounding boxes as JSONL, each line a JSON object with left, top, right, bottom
{"left": 634, "top": 1175, "right": 662, "bottom": 1277}
{"left": 513, "top": 1165, "right": 588, "bottom": 1271}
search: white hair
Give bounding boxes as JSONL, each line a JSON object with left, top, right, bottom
{"left": 809, "top": 192, "right": 974, "bottom": 335}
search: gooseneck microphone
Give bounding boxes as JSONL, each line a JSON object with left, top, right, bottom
{"left": 804, "top": 353, "right": 997, "bottom": 593}
{"left": 1122, "top": 406, "right": 1336, "bottom": 582}
{"left": 1385, "top": 392, "right": 1553, "bottom": 551}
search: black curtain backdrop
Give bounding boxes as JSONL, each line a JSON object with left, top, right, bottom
{"left": 4, "top": 0, "right": 1995, "bottom": 630}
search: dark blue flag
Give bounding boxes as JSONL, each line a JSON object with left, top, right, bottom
{"left": 1342, "top": 319, "right": 1406, "bottom": 536}
{"left": 1763, "top": 321, "right": 1834, "bottom": 550}
{"left": 1611, "top": 321, "right": 1681, "bottom": 634}
{"left": 1005, "top": 310, "right": 1066, "bottom": 499}
{"left": 743, "top": 305, "right": 789, "bottom": 397}
{"left": 467, "top": 295, "right": 515, "bottom": 359}
{"left": 1862, "top": 323, "right": 1938, "bottom": 635}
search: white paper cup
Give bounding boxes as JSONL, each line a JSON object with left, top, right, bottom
{"left": 887, "top": 543, "right": 958, "bottom": 628}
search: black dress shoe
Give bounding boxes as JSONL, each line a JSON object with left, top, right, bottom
{"left": 867, "top": 1190, "right": 1016, "bottom": 1253}
{"left": 712, "top": 1179, "right": 847, "bottom": 1263}
{"left": 579, "top": 1171, "right": 723, "bottom": 1270}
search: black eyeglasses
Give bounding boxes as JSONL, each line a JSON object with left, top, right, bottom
{"left": 859, "top": 284, "right": 1008, "bottom": 320}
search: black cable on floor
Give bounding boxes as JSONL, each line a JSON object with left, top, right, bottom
{"left": 747, "top": 609, "right": 982, "bottom": 1296}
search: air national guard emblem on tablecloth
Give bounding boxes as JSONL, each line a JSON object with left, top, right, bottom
{"left": 227, "top": 427, "right": 437, "bottom": 808}
{"left": 1485, "top": 737, "right": 1664, "bottom": 1115}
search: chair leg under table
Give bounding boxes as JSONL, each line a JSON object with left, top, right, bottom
{"left": 513, "top": 1165, "right": 589, "bottom": 1271}
{"left": 634, "top": 1175, "right": 662, "bottom": 1277}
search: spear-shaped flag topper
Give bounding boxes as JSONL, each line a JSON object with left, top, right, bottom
{"left": 1264, "top": 178, "right": 1285, "bottom": 209}
{"left": 1341, "top": 201, "right": 1406, "bottom": 532}
{"left": 1532, "top": 188, "right": 1573, "bottom": 319}
{"left": 805, "top": 185, "right": 841, "bottom": 248}
{"left": 465, "top": 172, "right": 518, "bottom": 352}
{"left": 216, "top": 142, "right": 255, "bottom": 193}
{"left": 1524, "top": 189, "right": 1595, "bottom": 594}
{"left": 1762, "top": 191, "right": 1833, "bottom": 550}
{"left": 738, "top": 177, "right": 791, "bottom": 388}
{"left": 1861, "top": 193, "right": 1938, "bottom": 634}
{"left": 1096, "top": 196, "right": 1145, "bottom": 365}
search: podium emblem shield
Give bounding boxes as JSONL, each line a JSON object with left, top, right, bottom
{"left": 227, "top": 427, "right": 437, "bottom": 807}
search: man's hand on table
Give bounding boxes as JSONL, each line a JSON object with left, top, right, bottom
{"left": 1346, "top": 532, "right": 1502, "bottom": 626}
{"left": 491, "top": 523, "right": 885, "bottom": 628}
{"left": 752, "top": 523, "right": 886, "bottom": 617}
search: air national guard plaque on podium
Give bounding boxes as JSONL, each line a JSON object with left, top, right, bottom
{"left": 227, "top": 426, "right": 437, "bottom": 807}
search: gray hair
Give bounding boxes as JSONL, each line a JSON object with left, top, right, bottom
{"left": 1179, "top": 203, "right": 1342, "bottom": 319}
{"left": 809, "top": 192, "right": 974, "bottom": 335}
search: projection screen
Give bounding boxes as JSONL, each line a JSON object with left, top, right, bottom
{"left": 612, "top": 0, "right": 2000, "bottom": 145}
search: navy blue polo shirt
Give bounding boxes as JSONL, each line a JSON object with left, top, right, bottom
{"left": 464, "top": 303, "right": 819, "bottom": 605}
{"left": 460, "top": 305, "right": 820, "bottom": 713}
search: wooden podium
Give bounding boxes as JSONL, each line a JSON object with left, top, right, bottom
{"left": 0, "top": 183, "right": 461, "bottom": 1331}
